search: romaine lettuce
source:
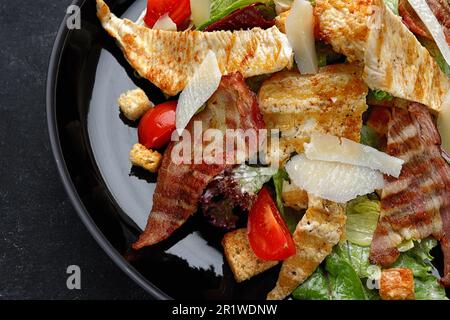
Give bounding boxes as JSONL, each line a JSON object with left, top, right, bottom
{"left": 392, "top": 238, "right": 447, "bottom": 300}
{"left": 345, "top": 195, "right": 380, "bottom": 246}
{"left": 198, "top": 0, "right": 273, "bottom": 30}
{"left": 360, "top": 125, "right": 381, "bottom": 150}
{"left": 272, "top": 168, "right": 301, "bottom": 233}
{"left": 293, "top": 243, "right": 376, "bottom": 300}
{"left": 384, "top": 0, "right": 399, "bottom": 15}
{"left": 232, "top": 164, "right": 276, "bottom": 194}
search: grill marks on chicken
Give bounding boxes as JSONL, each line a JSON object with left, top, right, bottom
{"left": 96, "top": 0, "right": 293, "bottom": 96}
{"left": 370, "top": 104, "right": 450, "bottom": 283}
{"left": 133, "top": 73, "right": 265, "bottom": 249}
{"left": 314, "top": 0, "right": 450, "bottom": 113}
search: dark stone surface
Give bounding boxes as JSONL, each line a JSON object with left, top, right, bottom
{"left": 0, "top": 0, "right": 149, "bottom": 299}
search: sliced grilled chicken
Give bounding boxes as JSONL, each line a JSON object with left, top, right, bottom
{"left": 267, "top": 196, "right": 346, "bottom": 300}
{"left": 96, "top": 0, "right": 293, "bottom": 96}
{"left": 258, "top": 63, "right": 368, "bottom": 162}
{"left": 315, "top": 0, "right": 450, "bottom": 113}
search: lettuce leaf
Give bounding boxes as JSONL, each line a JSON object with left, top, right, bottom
{"left": 392, "top": 238, "right": 447, "bottom": 300}
{"left": 232, "top": 164, "right": 276, "bottom": 194}
{"left": 272, "top": 168, "right": 301, "bottom": 233}
{"left": 293, "top": 244, "right": 375, "bottom": 300}
{"left": 369, "top": 89, "right": 394, "bottom": 102}
{"left": 198, "top": 0, "right": 273, "bottom": 30}
{"left": 335, "top": 241, "right": 380, "bottom": 279}
{"left": 325, "top": 251, "right": 369, "bottom": 300}
{"left": 345, "top": 195, "right": 380, "bottom": 247}
{"left": 420, "top": 37, "right": 450, "bottom": 77}
{"left": 360, "top": 125, "right": 381, "bottom": 150}
{"left": 292, "top": 268, "right": 330, "bottom": 300}
{"left": 384, "top": 0, "right": 399, "bottom": 15}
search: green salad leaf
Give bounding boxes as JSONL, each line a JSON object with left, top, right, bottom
{"left": 419, "top": 37, "right": 450, "bottom": 78}
{"left": 384, "top": 0, "right": 399, "bottom": 15}
{"left": 360, "top": 125, "right": 381, "bottom": 150}
{"left": 325, "top": 251, "right": 369, "bottom": 300}
{"left": 335, "top": 241, "right": 380, "bottom": 279}
{"left": 232, "top": 164, "right": 276, "bottom": 194}
{"left": 293, "top": 244, "right": 376, "bottom": 300}
{"left": 392, "top": 238, "right": 447, "bottom": 300}
{"left": 198, "top": 0, "right": 273, "bottom": 30}
{"left": 316, "top": 42, "right": 346, "bottom": 67}
{"left": 345, "top": 195, "right": 380, "bottom": 247}
{"left": 292, "top": 268, "right": 330, "bottom": 300}
{"left": 369, "top": 90, "right": 394, "bottom": 102}
{"left": 272, "top": 168, "right": 301, "bottom": 233}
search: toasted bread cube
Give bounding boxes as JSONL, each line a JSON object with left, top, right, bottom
{"left": 222, "top": 229, "right": 278, "bottom": 283}
{"left": 118, "top": 88, "right": 153, "bottom": 121}
{"left": 129, "top": 143, "right": 162, "bottom": 173}
{"left": 282, "top": 180, "right": 308, "bottom": 210}
{"left": 275, "top": 11, "right": 289, "bottom": 33}
{"left": 380, "top": 268, "right": 415, "bottom": 300}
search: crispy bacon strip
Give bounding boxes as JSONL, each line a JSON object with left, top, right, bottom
{"left": 370, "top": 104, "right": 450, "bottom": 287}
{"left": 133, "top": 73, "right": 265, "bottom": 249}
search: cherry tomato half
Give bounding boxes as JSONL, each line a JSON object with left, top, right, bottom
{"left": 138, "top": 100, "right": 177, "bottom": 149}
{"left": 144, "top": 0, "right": 191, "bottom": 28}
{"left": 247, "top": 187, "right": 296, "bottom": 261}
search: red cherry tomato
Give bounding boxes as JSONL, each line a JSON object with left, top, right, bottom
{"left": 138, "top": 100, "right": 177, "bottom": 149}
{"left": 247, "top": 187, "right": 296, "bottom": 261}
{"left": 144, "top": 0, "right": 191, "bottom": 28}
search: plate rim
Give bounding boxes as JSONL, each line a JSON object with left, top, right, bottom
{"left": 46, "top": 0, "right": 170, "bottom": 300}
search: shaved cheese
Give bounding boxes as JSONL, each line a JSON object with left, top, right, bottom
{"left": 304, "top": 133, "right": 404, "bottom": 177}
{"left": 407, "top": 0, "right": 450, "bottom": 65}
{"left": 285, "top": 0, "right": 318, "bottom": 74}
{"left": 176, "top": 50, "right": 222, "bottom": 132}
{"left": 274, "top": 0, "right": 293, "bottom": 14}
{"left": 438, "top": 92, "right": 450, "bottom": 153}
{"left": 190, "top": 0, "right": 211, "bottom": 27}
{"left": 153, "top": 13, "right": 177, "bottom": 31}
{"left": 285, "top": 154, "right": 385, "bottom": 203}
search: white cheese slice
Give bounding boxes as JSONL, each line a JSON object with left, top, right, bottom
{"left": 153, "top": 13, "right": 177, "bottom": 31}
{"left": 285, "top": 154, "right": 385, "bottom": 203}
{"left": 285, "top": 0, "right": 318, "bottom": 74}
{"left": 304, "top": 133, "right": 404, "bottom": 177}
{"left": 176, "top": 50, "right": 222, "bottom": 132}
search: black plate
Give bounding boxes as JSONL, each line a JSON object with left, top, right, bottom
{"left": 46, "top": 0, "right": 281, "bottom": 300}
{"left": 47, "top": 0, "right": 448, "bottom": 300}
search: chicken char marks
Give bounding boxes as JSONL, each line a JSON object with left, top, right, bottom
{"left": 369, "top": 103, "right": 450, "bottom": 286}
{"left": 133, "top": 73, "right": 265, "bottom": 249}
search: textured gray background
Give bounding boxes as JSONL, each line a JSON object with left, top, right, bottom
{"left": 0, "top": 0, "right": 149, "bottom": 299}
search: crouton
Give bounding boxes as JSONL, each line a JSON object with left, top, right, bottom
{"left": 282, "top": 180, "right": 308, "bottom": 210}
{"left": 129, "top": 143, "right": 162, "bottom": 173}
{"left": 118, "top": 88, "right": 153, "bottom": 121}
{"left": 222, "top": 229, "right": 278, "bottom": 283}
{"left": 380, "top": 268, "right": 415, "bottom": 300}
{"left": 275, "top": 11, "right": 289, "bottom": 33}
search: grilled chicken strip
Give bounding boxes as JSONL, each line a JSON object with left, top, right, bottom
{"left": 267, "top": 196, "right": 346, "bottom": 300}
{"left": 133, "top": 73, "right": 265, "bottom": 249}
{"left": 314, "top": 0, "right": 449, "bottom": 113}
{"left": 96, "top": 0, "right": 293, "bottom": 96}
{"left": 258, "top": 63, "right": 368, "bottom": 162}
{"left": 369, "top": 103, "right": 450, "bottom": 287}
